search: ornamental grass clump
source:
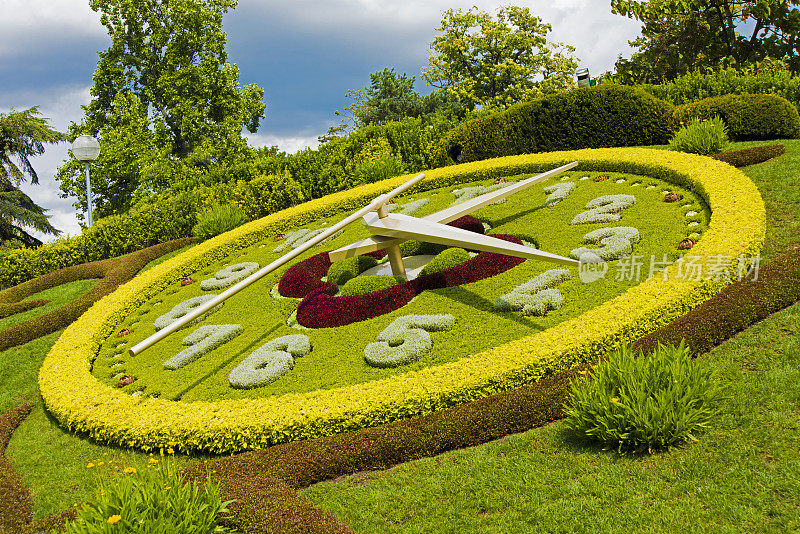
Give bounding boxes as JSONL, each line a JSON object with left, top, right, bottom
{"left": 192, "top": 203, "right": 247, "bottom": 241}
{"left": 564, "top": 342, "right": 722, "bottom": 453}
{"left": 669, "top": 116, "right": 730, "bottom": 155}
{"left": 64, "top": 460, "right": 233, "bottom": 533}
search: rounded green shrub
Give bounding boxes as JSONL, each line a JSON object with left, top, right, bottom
{"left": 564, "top": 342, "right": 722, "bottom": 453}
{"left": 192, "top": 204, "right": 247, "bottom": 241}
{"left": 669, "top": 116, "right": 730, "bottom": 155}
{"left": 398, "top": 240, "right": 447, "bottom": 257}
{"left": 326, "top": 255, "right": 379, "bottom": 287}
{"left": 420, "top": 247, "right": 471, "bottom": 276}
{"left": 339, "top": 275, "right": 400, "bottom": 296}
{"left": 673, "top": 93, "right": 800, "bottom": 140}
{"left": 64, "top": 461, "right": 233, "bottom": 533}
{"left": 436, "top": 85, "right": 675, "bottom": 164}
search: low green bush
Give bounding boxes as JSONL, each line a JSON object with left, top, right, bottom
{"left": 673, "top": 93, "right": 800, "bottom": 141}
{"left": 564, "top": 342, "right": 722, "bottom": 453}
{"left": 326, "top": 256, "right": 378, "bottom": 287}
{"left": 192, "top": 204, "right": 247, "bottom": 241}
{"left": 339, "top": 275, "right": 399, "bottom": 296}
{"left": 709, "top": 144, "right": 786, "bottom": 167}
{"left": 436, "top": 85, "right": 674, "bottom": 164}
{"left": 669, "top": 116, "right": 730, "bottom": 155}
{"left": 419, "top": 247, "right": 471, "bottom": 276}
{"left": 63, "top": 461, "right": 232, "bottom": 534}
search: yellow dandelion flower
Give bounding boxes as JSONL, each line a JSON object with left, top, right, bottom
{"left": 86, "top": 462, "right": 95, "bottom": 468}
{"left": 107, "top": 515, "right": 122, "bottom": 524}
{"left": 148, "top": 458, "right": 159, "bottom": 464}
{"left": 124, "top": 467, "right": 136, "bottom": 474}
{"left": 97, "top": 462, "right": 105, "bottom": 467}
{"left": 167, "top": 447, "right": 174, "bottom": 454}
{"left": 167, "top": 441, "right": 177, "bottom": 447}
{"left": 611, "top": 397, "right": 620, "bottom": 403}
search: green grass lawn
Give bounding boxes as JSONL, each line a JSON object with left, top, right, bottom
{"left": 2, "top": 140, "right": 799, "bottom": 528}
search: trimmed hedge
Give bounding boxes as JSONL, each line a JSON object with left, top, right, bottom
{"left": 673, "top": 94, "right": 800, "bottom": 141}
{"left": 0, "top": 199, "right": 196, "bottom": 291}
{"left": 0, "top": 172, "right": 303, "bottom": 290}
{"left": 0, "top": 403, "right": 33, "bottom": 534}
{"left": 709, "top": 144, "right": 786, "bottom": 167}
{"left": 436, "top": 85, "right": 674, "bottom": 164}
{"left": 0, "top": 238, "right": 193, "bottom": 351}
{"left": 631, "top": 248, "right": 800, "bottom": 356}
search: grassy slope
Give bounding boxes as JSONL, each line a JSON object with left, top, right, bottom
{"left": 1, "top": 140, "right": 798, "bottom": 525}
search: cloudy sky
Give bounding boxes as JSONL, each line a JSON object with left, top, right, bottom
{"left": 0, "top": 0, "right": 642, "bottom": 242}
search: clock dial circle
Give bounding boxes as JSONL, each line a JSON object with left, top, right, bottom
{"left": 93, "top": 169, "right": 707, "bottom": 402}
{"left": 40, "top": 148, "right": 764, "bottom": 453}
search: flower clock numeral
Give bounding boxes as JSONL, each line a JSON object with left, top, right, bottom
{"left": 543, "top": 182, "right": 575, "bottom": 206}
{"left": 154, "top": 295, "right": 223, "bottom": 330}
{"left": 201, "top": 262, "right": 260, "bottom": 290}
{"left": 570, "top": 227, "right": 641, "bottom": 261}
{"left": 494, "top": 269, "right": 571, "bottom": 316}
{"left": 364, "top": 314, "right": 456, "bottom": 369}
{"left": 229, "top": 334, "right": 311, "bottom": 389}
{"left": 571, "top": 194, "right": 636, "bottom": 224}
{"left": 163, "top": 324, "right": 243, "bottom": 370}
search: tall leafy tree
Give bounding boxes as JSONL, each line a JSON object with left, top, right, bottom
{"left": 0, "top": 107, "right": 63, "bottom": 247}
{"left": 57, "top": 0, "right": 266, "bottom": 218}
{"left": 421, "top": 5, "right": 578, "bottom": 110}
{"left": 612, "top": 0, "right": 800, "bottom": 84}
{"left": 345, "top": 68, "right": 468, "bottom": 128}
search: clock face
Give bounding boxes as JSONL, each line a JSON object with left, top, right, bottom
{"left": 93, "top": 169, "right": 708, "bottom": 403}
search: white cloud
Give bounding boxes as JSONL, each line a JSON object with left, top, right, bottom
{"left": 0, "top": 0, "right": 104, "bottom": 57}
{"left": 245, "top": 132, "right": 320, "bottom": 154}
{"left": 233, "top": 0, "right": 641, "bottom": 76}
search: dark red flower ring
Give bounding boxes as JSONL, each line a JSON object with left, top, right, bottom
{"left": 295, "top": 234, "right": 525, "bottom": 328}
{"left": 277, "top": 215, "right": 485, "bottom": 299}
{"left": 277, "top": 216, "right": 526, "bottom": 328}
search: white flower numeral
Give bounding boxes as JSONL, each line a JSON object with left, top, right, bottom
{"left": 201, "top": 262, "right": 260, "bottom": 290}
{"left": 543, "top": 182, "right": 575, "bottom": 207}
{"left": 571, "top": 194, "right": 636, "bottom": 224}
{"left": 229, "top": 334, "right": 311, "bottom": 389}
{"left": 163, "top": 324, "right": 243, "bottom": 370}
{"left": 570, "top": 227, "right": 641, "bottom": 261}
{"left": 154, "top": 295, "right": 223, "bottom": 331}
{"left": 494, "top": 269, "right": 571, "bottom": 317}
{"left": 364, "top": 314, "right": 456, "bottom": 369}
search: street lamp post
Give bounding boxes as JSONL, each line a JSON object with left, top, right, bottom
{"left": 71, "top": 135, "right": 101, "bottom": 227}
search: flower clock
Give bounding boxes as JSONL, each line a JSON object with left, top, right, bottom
{"left": 39, "top": 148, "right": 765, "bottom": 453}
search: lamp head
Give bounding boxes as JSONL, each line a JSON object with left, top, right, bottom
{"left": 72, "top": 135, "right": 100, "bottom": 162}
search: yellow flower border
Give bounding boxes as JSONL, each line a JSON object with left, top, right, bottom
{"left": 39, "top": 148, "right": 765, "bottom": 453}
